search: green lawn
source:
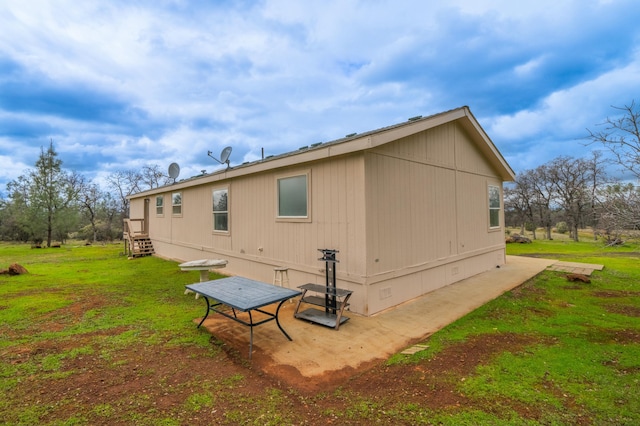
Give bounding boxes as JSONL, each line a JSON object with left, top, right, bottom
{"left": 0, "top": 238, "right": 638, "bottom": 425}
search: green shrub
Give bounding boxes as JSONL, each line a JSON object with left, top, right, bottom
{"left": 555, "top": 221, "right": 568, "bottom": 234}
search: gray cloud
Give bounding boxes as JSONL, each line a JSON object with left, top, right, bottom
{"left": 1, "top": 0, "right": 640, "bottom": 196}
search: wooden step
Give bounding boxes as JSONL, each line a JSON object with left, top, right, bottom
{"left": 130, "top": 237, "right": 154, "bottom": 257}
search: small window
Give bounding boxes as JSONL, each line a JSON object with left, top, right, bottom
{"left": 155, "top": 195, "right": 164, "bottom": 215}
{"left": 277, "top": 173, "right": 308, "bottom": 218}
{"left": 488, "top": 185, "right": 501, "bottom": 228}
{"left": 172, "top": 192, "right": 182, "bottom": 215}
{"left": 212, "top": 188, "right": 228, "bottom": 232}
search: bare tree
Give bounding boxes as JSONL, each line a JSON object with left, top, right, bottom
{"left": 107, "top": 169, "right": 142, "bottom": 219}
{"left": 107, "top": 165, "right": 170, "bottom": 219}
{"left": 529, "top": 166, "right": 558, "bottom": 240}
{"left": 505, "top": 166, "right": 558, "bottom": 240}
{"left": 585, "top": 150, "right": 610, "bottom": 239}
{"left": 587, "top": 101, "right": 640, "bottom": 180}
{"left": 547, "top": 155, "right": 607, "bottom": 242}
{"left": 504, "top": 184, "right": 530, "bottom": 233}
{"left": 77, "top": 176, "right": 102, "bottom": 242}
{"left": 505, "top": 171, "right": 537, "bottom": 237}
{"left": 141, "top": 164, "right": 171, "bottom": 189}
{"left": 596, "top": 183, "right": 640, "bottom": 244}
{"left": 99, "top": 192, "right": 121, "bottom": 241}
{"left": 548, "top": 157, "right": 588, "bottom": 241}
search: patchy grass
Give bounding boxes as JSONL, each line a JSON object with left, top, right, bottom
{"left": 383, "top": 236, "right": 640, "bottom": 425}
{"left": 0, "top": 238, "right": 639, "bottom": 425}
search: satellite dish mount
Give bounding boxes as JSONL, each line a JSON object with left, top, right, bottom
{"left": 208, "top": 146, "right": 232, "bottom": 168}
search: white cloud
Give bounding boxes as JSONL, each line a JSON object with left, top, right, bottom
{"left": 0, "top": 154, "right": 29, "bottom": 183}
{"left": 513, "top": 57, "right": 545, "bottom": 77}
{"left": 489, "top": 53, "right": 640, "bottom": 142}
{"left": 1, "top": 0, "right": 640, "bottom": 192}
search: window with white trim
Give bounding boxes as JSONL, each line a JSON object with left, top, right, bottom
{"left": 488, "top": 185, "right": 501, "bottom": 228}
{"left": 155, "top": 195, "right": 164, "bottom": 215}
{"left": 277, "top": 173, "right": 309, "bottom": 219}
{"left": 212, "top": 188, "right": 228, "bottom": 232}
{"left": 172, "top": 192, "right": 182, "bottom": 215}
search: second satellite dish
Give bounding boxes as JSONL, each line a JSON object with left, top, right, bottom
{"left": 168, "top": 162, "right": 180, "bottom": 182}
{"left": 208, "top": 146, "right": 232, "bottom": 167}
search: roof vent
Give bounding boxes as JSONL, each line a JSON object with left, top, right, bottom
{"left": 408, "top": 115, "right": 422, "bottom": 121}
{"left": 345, "top": 132, "right": 357, "bottom": 138}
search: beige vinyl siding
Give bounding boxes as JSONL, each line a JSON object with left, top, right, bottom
{"left": 455, "top": 121, "right": 504, "bottom": 178}
{"left": 372, "top": 122, "right": 456, "bottom": 169}
{"left": 149, "top": 192, "right": 171, "bottom": 242}
{"left": 365, "top": 151, "right": 458, "bottom": 275}
{"left": 433, "top": 167, "right": 459, "bottom": 259}
{"left": 129, "top": 198, "right": 144, "bottom": 220}
{"left": 365, "top": 123, "right": 465, "bottom": 275}
{"left": 151, "top": 154, "right": 367, "bottom": 284}
{"left": 128, "top": 106, "right": 512, "bottom": 316}
{"left": 364, "top": 120, "right": 503, "bottom": 279}
{"left": 455, "top": 172, "right": 492, "bottom": 253}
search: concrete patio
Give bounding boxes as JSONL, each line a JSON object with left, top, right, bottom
{"left": 193, "top": 255, "right": 592, "bottom": 383}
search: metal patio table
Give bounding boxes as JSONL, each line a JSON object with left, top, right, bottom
{"left": 185, "top": 276, "right": 301, "bottom": 358}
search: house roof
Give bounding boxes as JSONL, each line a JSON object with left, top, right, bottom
{"left": 130, "top": 106, "right": 515, "bottom": 199}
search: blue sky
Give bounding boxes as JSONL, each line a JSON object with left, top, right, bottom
{"left": 1, "top": 0, "right": 640, "bottom": 196}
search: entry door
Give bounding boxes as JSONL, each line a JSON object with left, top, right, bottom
{"left": 143, "top": 198, "right": 150, "bottom": 235}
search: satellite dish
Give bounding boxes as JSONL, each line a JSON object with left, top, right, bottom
{"left": 220, "top": 146, "right": 232, "bottom": 164}
{"left": 207, "top": 146, "right": 232, "bottom": 168}
{"left": 168, "top": 162, "right": 180, "bottom": 181}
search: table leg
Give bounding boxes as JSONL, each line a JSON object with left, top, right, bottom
{"left": 248, "top": 310, "right": 254, "bottom": 359}
{"left": 275, "top": 300, "right": 293, "bottom": 341}
{"left": 197, "top": 296, "right": 211, "bottom": 328}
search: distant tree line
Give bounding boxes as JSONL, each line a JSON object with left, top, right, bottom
{"left": 1, "top": 102, "right": 639, "bottom": 246}
{"left": 505, "top": 101, "right": 640, "bottom": 244}
{"left": 0, "top": 141, "right": 170, "bottom": 246}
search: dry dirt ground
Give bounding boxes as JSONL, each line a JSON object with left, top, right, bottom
{"left": 6, "top": 258, "right": 624, "bottom": 425}
{"left": 6, "top": 275, "right": 636, "bottom": 424}
{"left": 8, "top": 320, "right": 547, "bottom": 425}
{"left": 11, "top": 291, "right": 638, "bottom": 425}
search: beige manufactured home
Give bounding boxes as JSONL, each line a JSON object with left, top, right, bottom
{"left": 127, "top": 106, "right": 515, "bottom": 316}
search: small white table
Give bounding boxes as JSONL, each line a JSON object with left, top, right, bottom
{"left": 179, "top": 259, "right": 228, "bottom": 298}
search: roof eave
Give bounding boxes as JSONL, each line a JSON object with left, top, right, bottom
{"left": 459, "top": 107, "right": 516, "bottom": 182}
{"left": 129, "top": 106, "right": 515, "bottom": 199}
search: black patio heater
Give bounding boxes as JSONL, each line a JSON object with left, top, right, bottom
{"left": 293, "top": 248, "right": 353, "bottom": 329}
{"left": 319, "top": 248, "right": 339, "bottom": 315}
